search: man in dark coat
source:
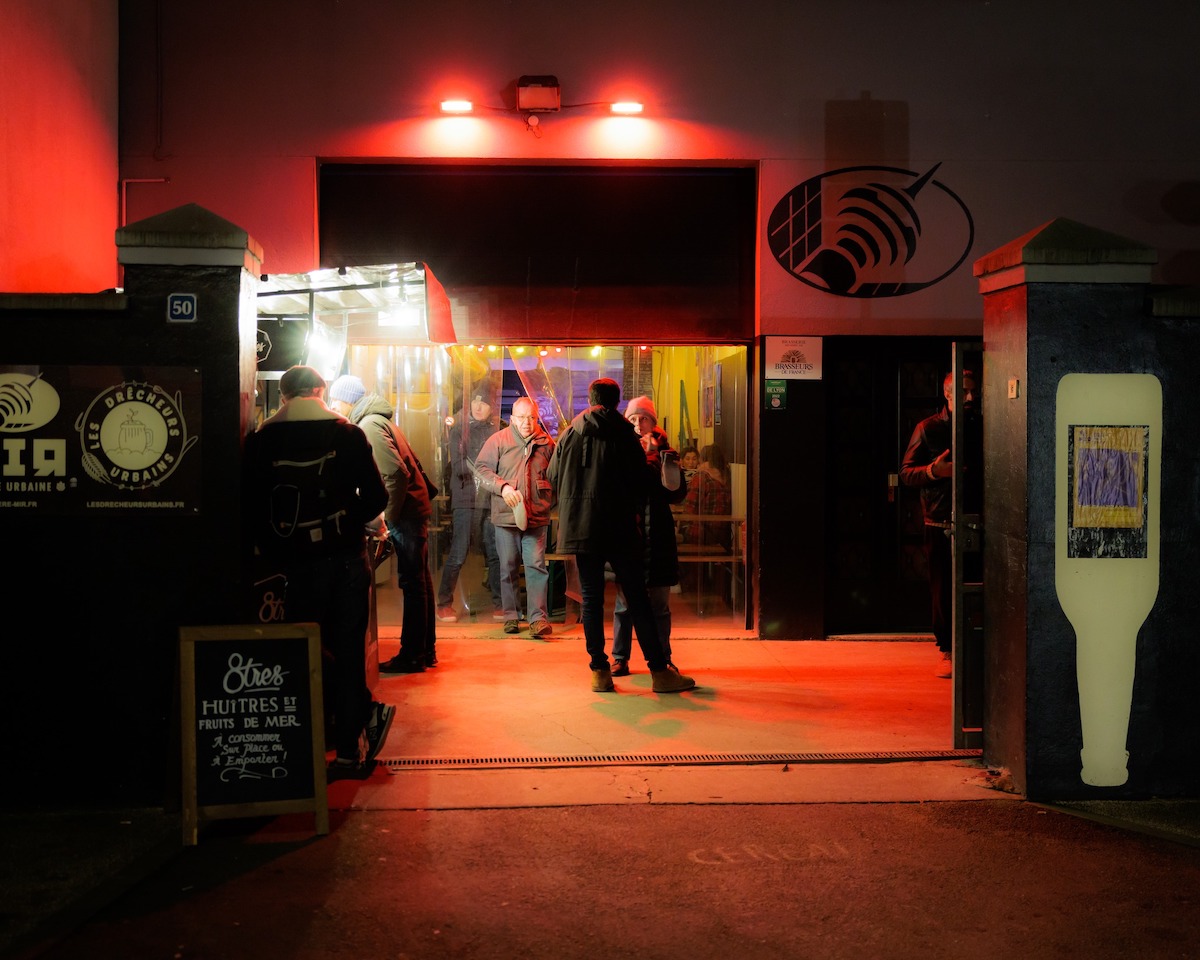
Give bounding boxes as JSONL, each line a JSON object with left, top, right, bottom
{"left": 611, "top": 394, "right": 686, "bottom": 676}
{"left": 244, "top": 365, "right": 394, "bottom": 778}
{"left": 547, "top": 378, "right": 696, "bottom": 694}
{"left": 899, "top": 368, "right": 980, "bottom": 678}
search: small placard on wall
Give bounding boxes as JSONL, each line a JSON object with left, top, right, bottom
{"left": 765, "top": 336, "right": 822, "bottom": 380}
{"left": 765, "top": 379, "right": 787, "bottom": 409}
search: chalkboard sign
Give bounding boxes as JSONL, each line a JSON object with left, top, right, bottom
{"left": 179, "top": 623, "right": 328, "bottom": 845}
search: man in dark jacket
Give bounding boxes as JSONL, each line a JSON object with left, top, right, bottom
{"left": 547, "top": 378, "right": 696, "bottom": 694}
{"left": 611, "top": 394, "right": 686, "bottom": 676}
{"left": 436, "top": 392, "right": 503, "bottom": 622}
{"left": 328, "top": 375, "right": 436, "bottom": 674}
{"left": 244, "top": 365, "right": 394, "bottom": 778}
{"left": 474, "top": 395, "right": 556, "bottom": 638}
{"left": 899, "top": 368, "right": 980, "bottom": 678}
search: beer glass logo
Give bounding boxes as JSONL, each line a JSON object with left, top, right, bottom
{"left": 767, "top": 163, "right": 974, "bottom": 298}
{"left": 75, "top": 380, "right": 198, "bottom": 490}
{"left": 0, "top": 372, "right": 60, "bottom": 432}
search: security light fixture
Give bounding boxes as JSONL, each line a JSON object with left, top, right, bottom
{"left": 438, "top": 76, "right": 645, "bottom": 134}
{"left": 516, "top": 75, "right": 561, "bottom": 113}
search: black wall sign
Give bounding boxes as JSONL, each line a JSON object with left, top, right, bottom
{"left": 0, "top": 364, "right": 202, "bottom": 515}
{"left": 180, "top": 623, "right": 328, "bottom": 845}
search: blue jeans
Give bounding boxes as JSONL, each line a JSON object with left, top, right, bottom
{"left": 613, "top": 583, "right": 673, "bottom": 663}
{"left": 387, "top": 519, "right": 436, "bottom": 663}
{"left": 437, "top": 505, "right": 500, "bottom": 609}
{"left": 493, "top": 524, "right": 549, "bottom": 622}
{"left": 575, "top": 551, "right": 667, "bottom": 672}
{"left": 283, "top": 549, "right": 372, "bottom": 760}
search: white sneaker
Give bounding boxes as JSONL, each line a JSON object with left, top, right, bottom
{"left": 435, "top": 605, "right": 458, "bottom": 622}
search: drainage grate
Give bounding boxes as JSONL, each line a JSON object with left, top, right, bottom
{"left": 383, "top": 748, "right": 982, "bottom": 771}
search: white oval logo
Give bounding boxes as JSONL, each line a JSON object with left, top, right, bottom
{"left": 0, "top": 372, "right": 61, "bottom": 432}
{"left": 767, "top": 163, "right": 974, "bottom": 298}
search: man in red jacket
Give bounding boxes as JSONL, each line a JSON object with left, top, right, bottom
{"left": 473, "top": 396, "right": 556, "bottom": 639}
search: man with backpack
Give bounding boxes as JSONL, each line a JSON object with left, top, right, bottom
{"left": 327, "top": 375, "right": 436, "bottom": 674}
{"left": 243, "top": 365, "right": 395, "bottom": 779}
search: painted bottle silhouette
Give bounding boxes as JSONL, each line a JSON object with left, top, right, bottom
{"left": 1055, "top": 374, "right": 1161, "bottom": 787}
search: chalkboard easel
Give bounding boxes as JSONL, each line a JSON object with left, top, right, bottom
{"left": 179, "top": 623, "right": 329, "bottom": 845}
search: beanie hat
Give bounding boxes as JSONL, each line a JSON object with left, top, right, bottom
{"left": 624, "top": 395, "right": 657, "bottom": 422}
{"left": 327, "top": 374, "right": 366, "bottom": 406}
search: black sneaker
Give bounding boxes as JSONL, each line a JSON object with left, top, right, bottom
{"left": 380, "top": 655, "right": 425, "bottom": 674}
{"left": 425, "top": 650, "right": 439, "bottom": 668}
{"left": 611, "top": 660, "right": 630, "bottom": 676}
{"left": 327, "top": 757, "right": 376, "bottom": 782}
{"left": 503, "top": 619, "right": 520, "bottom": 634}
{"left": 364, "top": 702, "right": 395, "bottom": 761}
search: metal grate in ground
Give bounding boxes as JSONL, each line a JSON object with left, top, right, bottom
{"left": 383, "top": 749, "right": 983, "bottom": 771}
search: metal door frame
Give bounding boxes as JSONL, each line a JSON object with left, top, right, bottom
{"left": 951, "top": 341, "right": 984, "bottom": 748}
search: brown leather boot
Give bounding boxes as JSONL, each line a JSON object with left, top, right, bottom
{"left": 591, "top": 665, "right": 615, "bottom": 692}
{"left": 651, "top": 668, "right": 696, "bottom": 693}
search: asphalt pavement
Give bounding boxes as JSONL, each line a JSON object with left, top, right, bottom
{"left": 6, "top": 634, "right": 1200, "bottom": 959}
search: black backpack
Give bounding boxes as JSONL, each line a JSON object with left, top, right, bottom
{"left": 265, "top": 422, "right": 350, "bottom": 551}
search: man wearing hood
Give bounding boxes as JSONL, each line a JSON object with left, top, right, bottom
{"left": 474, "top": 396, "right": 556, "bottom": 638}
{"left": 244, "top": 365, "right": 394, "bottom": 778}
{"left": 328, "top": 374, "right": 435, "bottom": 674}
{"left": 547, "top": 378, "right": 696, "bottom": 695}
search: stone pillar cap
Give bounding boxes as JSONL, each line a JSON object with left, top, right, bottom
{"left": 117, "top": 203, "right": 263, "bottom": 272}
{"left": 974, "top": 217, "right": 1156, "bottom": 293}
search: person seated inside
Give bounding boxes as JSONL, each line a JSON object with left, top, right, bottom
{"left": 680, "top": 446, "right": 701, "bottom": 486}
{"left": 680, "top": 444, "right": 732, "bottom": 551}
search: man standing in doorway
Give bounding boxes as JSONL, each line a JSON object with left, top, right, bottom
{"left": 900, "top": 368, "right": 980, "bottom": 678}
{"left": 548, "top": 378, "right": 696, "bottom": 694}
{"left": 474, "top": 396, "right": 556, "bottom": 639}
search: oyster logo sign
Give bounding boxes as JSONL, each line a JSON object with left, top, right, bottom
{"left": 767, "top": 163, "right": 974, "bottom": 298}
{"left": 0, "top": 372, "right": 60, "bottom": 432}
{"left": 74, "top": 380, "right": 199, "bottom": 490}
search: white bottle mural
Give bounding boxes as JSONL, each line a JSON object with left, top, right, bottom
{"left": 1055, "top": 374, "right": 1161, "bottom": 787}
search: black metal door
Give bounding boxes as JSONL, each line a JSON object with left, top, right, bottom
{"left": 823, "top": 336, "right": 956, "bottom": 635}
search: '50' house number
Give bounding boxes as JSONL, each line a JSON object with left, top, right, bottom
{"left": 167, "top": 293, "right": 198, "bottom": 323}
